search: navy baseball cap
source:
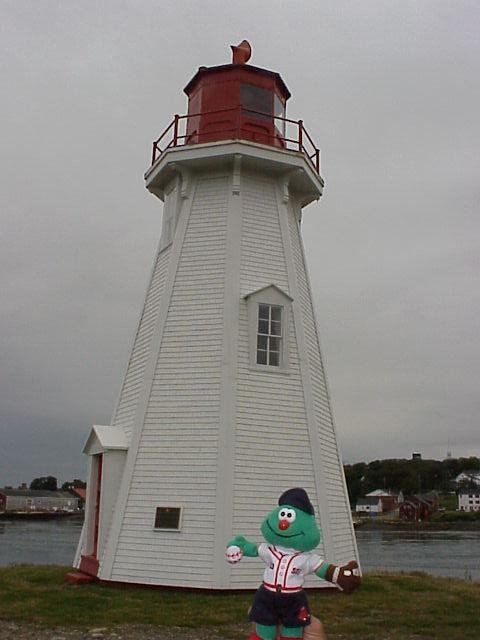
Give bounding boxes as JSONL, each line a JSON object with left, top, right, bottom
{"left": 278, "top": 488, "right": 315, "bottom": 515}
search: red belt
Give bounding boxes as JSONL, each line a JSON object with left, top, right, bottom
{"left": 263, "top": 581, "right": 302, "bottom": 594}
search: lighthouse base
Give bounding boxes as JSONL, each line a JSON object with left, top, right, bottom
{"left": 65, "top": 571, "right": 96, "bottom": 585}
{"left": 78, "top": 554, "right": 100, "bottom": 577}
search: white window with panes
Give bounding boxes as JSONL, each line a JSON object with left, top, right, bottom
{"left": 245, "top": 285, "right": 292, "bottom": 372}
{"left": 256, "top": 304, "right": 282, "bottom": 366}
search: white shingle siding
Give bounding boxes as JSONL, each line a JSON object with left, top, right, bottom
{"left": 87, "top": 152, "right": 358, "bottom": 589}
{"left": 112, "top": 245, "right": 171, "bottom": 440}
{"left": 287, "top": 206, "right": 356, "bottom": 563}
{"left": 229, "top": 174, "right": 326, "bottom": 588}
{"left": 240, "top": 176, "right": 290, "bottom": 294}
{"left": 109, "top": 175, "right": 228, "bottom": 586}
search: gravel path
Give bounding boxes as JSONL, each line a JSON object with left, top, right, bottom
{"left": 0, "top": 623, "right": 251, "bottom": 640}
{"left": 0, "top": 624, "right": 433, "bottom": 640}
{"left": 0, "top": 624, "right": 355, "bottom": 640}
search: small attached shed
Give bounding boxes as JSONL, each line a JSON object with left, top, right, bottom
{"left": 75, "top": 425, "right": 128, "bottom": 577}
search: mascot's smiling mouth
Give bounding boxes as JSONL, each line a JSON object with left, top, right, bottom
{"left": 266, "top": 520, "right": 304, "bottom": 538}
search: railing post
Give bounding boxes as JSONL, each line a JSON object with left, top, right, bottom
{"left": 315, "top": 148, "right": 320, "bottom": 173}
{"left": 298, "top": 120, "right": 303, "bottom": 152}
{"left": 236, "top": 105, "right": 241, "bottom": 140}
{"left": 173, "top": 114, "right": 179, "bottom": 147}
{"left": 151, "top": 142, "right": 156, "bottom": 166}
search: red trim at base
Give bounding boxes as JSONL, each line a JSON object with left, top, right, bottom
{"left": 95, "top": 579, "right": 339, "bottom": 594}
{"left": 66, "top": 570, "right": 341, "bottom": 593}
{"left": 79, "top": 554, "right": 100, "bottom": 577}
{"left": 65, "top": 571, "right": 96, "bottom": 585}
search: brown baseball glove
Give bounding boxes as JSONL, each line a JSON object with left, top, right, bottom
{"left": 325, "top": 560, "right": 361, "bottom": 593}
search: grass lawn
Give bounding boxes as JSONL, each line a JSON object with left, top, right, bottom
{"left": 0, "top": 565, "right": 479, "bottom": 639}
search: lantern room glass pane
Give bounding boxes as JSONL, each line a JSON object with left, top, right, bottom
{"left": 241, "top": 83, "right": 272, "bottom": 119}
{"left": 274, "top": 93, "right": 286, "bottom": 136}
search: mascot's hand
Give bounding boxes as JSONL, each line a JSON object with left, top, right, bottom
{"left": 226, "top": 535, "right": 258, "bottom": 557}
{"left": 326, "top": 560, "right": 361, "bottom": 593}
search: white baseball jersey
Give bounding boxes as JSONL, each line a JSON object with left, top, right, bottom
{"left": 258, "top": 543, "right": 325, "bottom": 593}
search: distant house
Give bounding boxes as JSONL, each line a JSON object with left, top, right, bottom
{"left": 365, "top": 489, "right": 401, "bottom": 513}
{"left": 455, "top": 471, "right": 480, "bottom": 487}
{"left": 0, "top": 489, "right": 79, "bottom": 512}
{"left": 399, "top": 492, "right": 439, "bottom": 521}
{"left": 356, "top": 496, "right": 383, "bottom": 515}
{"left": 399, "top": 498, "right": 427, "bottom": 521}
{"left": 69, "top": 487, "right": 86, "bottom": 510}
{"left": 458, "top": 490, "right": 480, "bottom": 512}
{"left": 422, "top": 491, "right": 440, "bottom": 511}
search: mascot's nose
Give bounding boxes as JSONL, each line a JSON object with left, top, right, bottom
{"left": 279, "top": 519, "right": 290, "bottom": 530}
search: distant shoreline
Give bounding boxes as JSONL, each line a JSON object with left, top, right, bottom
{"left": 0, "top": 511, "right": 84, "bottom": 521}
{"left": 354, "top": 517, "right": 480, "bottom": 531}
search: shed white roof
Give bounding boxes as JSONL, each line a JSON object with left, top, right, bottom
{"left": 83, "top": 425, "right": 129, "bottom": 454}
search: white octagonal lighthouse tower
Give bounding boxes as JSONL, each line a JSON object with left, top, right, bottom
{"left": 73, "top": 41, "right": 359, "bottom": 589}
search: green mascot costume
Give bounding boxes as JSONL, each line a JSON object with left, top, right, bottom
{"left": 226, "top": 488, "right": 360, "bottom": 640}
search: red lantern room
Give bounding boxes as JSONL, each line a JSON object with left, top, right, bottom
{"left": 183, "top": 40, "right": 290, "bottom": 148}
{"left": 150, "top": 41, "right": 320, "bottom": 173}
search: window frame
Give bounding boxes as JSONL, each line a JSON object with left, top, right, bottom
{"left": 256, "top": 303, "right": 283, "bottom": 367}
{"left": 153, "top": 505, "right": 183, "bottom": 532}
{"left": 245, "top": 285, "right": 292, "bottom": 373}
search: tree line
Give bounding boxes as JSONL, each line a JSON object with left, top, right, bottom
{"left": 29, "top": 476, "right": 86, "bottom": 492}
{"left": 344, "top": 456, "right": 480, "bottom": 505}
{"left": 24, "top": 457, "right": 480, "bottom": 506}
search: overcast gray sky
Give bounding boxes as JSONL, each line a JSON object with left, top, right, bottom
{"left": 1, "top": 1, "right": 479, "bottom": 487}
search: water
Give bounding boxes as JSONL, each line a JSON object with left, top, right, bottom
{"left": 355, "top": 528, "right": 480, "bottom": 581}
{"left": 0, "top": 517, "right": 84, "bottom": 567}
{"left": 1, "top": 518, "right": 479, "bottom": 581}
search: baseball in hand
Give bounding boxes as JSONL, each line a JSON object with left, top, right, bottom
{"left": 225, "top": 545, "right": 243, "bottom": 564}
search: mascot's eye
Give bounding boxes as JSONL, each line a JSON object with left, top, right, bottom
{"left": 279, "top": 509, "right": 296, "bottom": 522}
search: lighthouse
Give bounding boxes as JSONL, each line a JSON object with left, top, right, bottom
{"left": 74, "top": 42, "right": 359, "bottom": 589}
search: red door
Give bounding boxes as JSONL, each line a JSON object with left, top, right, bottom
{"left": 92, "top": 453, "right": 103, "bottom": 558}
{"left": 79, "top": 453, "right": 103, "bottom": 576}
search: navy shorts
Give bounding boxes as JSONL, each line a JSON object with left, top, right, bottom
{"left": 249, "top": 585, "right": 311, "bottom": 628}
